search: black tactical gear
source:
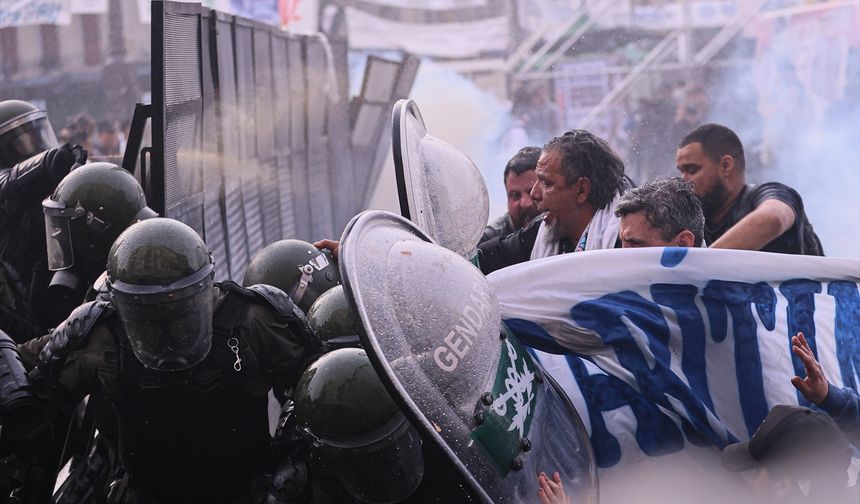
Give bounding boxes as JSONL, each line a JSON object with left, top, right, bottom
{"left": 293, "top": 348, "right": 424, "bottom": 504}
{"left": 243, "top": 239, "right": 341, "bottom": 313}
{"left": 106, "top": 218, "right": 214, "bottom": 371}
{"left": 28, "top": 301, "right": 112, "bottom": 383}
{"left": 0, "top": 100, "right": 57, "bottom": 168}
{"left": 0, "top": 330, "right": 39, "bottom": 418}
{"left": 25, "top": 280, "right": 321, "bottom": 504}
{"left": 43, "top": 162, "right": 156, "bottom": 273}
{"left": 0, "top": 329, "right": 52, "bottom": 499}
{"left": 0, "top": 144, "right": 86, "bottom": 341}
{"left": 306, "top": 285, "right": 361, "bottom": 349}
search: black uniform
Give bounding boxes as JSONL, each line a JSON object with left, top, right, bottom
{"left": 0, "top": 146, "right": 82, "bottom": 340}
{"left": 25, "top": 282, "right": 323, "bottom": 504}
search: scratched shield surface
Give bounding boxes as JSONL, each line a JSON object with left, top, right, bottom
{"left": 391, "top": 99, "right": 489, "bottom": 260}
{"left": 339, "top": 210, "right": 598, "bottom": 504}
{"left": 488, "top": 247, "right": 860, "bottom": 503}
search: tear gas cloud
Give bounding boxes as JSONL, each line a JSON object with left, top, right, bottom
{"left": 704, "top": 6, "right": 860, "bottom": 258}
{"left": 368, "top": 9, "right": 858, "bottom": 259}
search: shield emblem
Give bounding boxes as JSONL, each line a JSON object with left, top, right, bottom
{"left": 391, "top": 99, "right": 490, "bottom": 259}
{"left": 339, "top": 210, "right": 598, "bottom": 504}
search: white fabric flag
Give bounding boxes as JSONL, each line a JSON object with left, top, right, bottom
{"left": 489, "top": 247, "right": 860, "bottom": 503}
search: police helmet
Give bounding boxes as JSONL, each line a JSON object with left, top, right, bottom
{"left": 293, "top": 348, "right": 424, "bottom": 503}
{"left": 43, "top": 162, "right": 157, "bottom": 272}
{"left": 106, "top": 218, "right": 215, "bottom": 371}
{"left": 0, "top": 100, "right": 58, "bottom": 167}
{"left": 306, "top": 285, "right": 360, "bottom": 349}
{"left": 243, "top": 239, "right": 340, "bottom": 313}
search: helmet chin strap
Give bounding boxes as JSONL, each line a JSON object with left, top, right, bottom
{"left": 291, "top": 264, "right": 315, "bottom": 305}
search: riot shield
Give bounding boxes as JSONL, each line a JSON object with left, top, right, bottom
{"left": 339, "top": 210, "right": 598, "bottom": 504}
{"left": 391, "top": 99, "right": 489, "bottom": 259}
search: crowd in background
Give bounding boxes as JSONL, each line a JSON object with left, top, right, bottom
{"left": 57, "top": 114, "right": 129, "bottom": 159}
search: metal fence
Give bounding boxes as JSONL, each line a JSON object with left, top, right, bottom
{"left": 145, "top": 1, "right": 417, "bottom": 281}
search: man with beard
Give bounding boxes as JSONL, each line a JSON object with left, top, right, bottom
{"left": 676, "top": 124, "right": 822, "bottom": 254}
{"left": 480, "top": 146, "right": 542, "bottom": 244}
{"left": 478, "top": 130, "right": 628, "bottom": 274}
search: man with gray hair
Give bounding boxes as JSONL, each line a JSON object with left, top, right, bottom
{"left": 478, "top": 130, "right": 629, "bottom": 274}
{"left": 615, "top": 177, "right": 704, "bottom": 248}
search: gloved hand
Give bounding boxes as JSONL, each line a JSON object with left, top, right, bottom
{"left": 44, "top": 143, "right": 86, "bottom": 184}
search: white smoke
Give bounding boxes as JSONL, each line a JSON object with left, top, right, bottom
{"left": 706, "top": 5, "right": 860, "bottom": 258}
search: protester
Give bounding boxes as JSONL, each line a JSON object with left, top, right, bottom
{"left": 478, "top": 129, "right": 628, "bottom": 274}
{"left": 790, "top": 331, "right": 859, "bottom": 445}
{"left": 721, "top": 404, "right": 856, "bottom": 503}
{"left": 538, "top": 471, "right": 571, "bottom": 504}
{"left": 62, "top": 114, "right": 95, "bottom": 154}
{"left": 481, "top": 146, "right": 541, "bottom": 244}
{"left": 91, "top": 120, "right": 121, "bottom": 157}
{"left": 676, "top": 123, "right": 823, "bottom": 255}
{"left": 615, "top": 176, "right": 704, "bottom": 248}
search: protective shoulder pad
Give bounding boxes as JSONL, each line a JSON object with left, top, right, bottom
{"left": 92, "top": 271, "right": 109, "bottom": 297}
{"left": 0, "top": 330, "right": 34, "bottom": 408}
{"left": 31, "top": 300, "right": 112, "bottom": 382}
{"left": 218, "top": 281, "right": 296, "bottom": 318}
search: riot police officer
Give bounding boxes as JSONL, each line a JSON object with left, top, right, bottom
{"left": 277, "top": 347, "right": 425, "bottom": 504}
{"left": 33, "top": 162, "right": 157, "bottom": 503}
{"left": 26, "top": 218, "right": 323, "bottom": 503}
{"left": 0, "top": 100, "right": 85, "bottom": 341}
{"left": 41, "top": 161, "right": 157, "bottom": 306}
{"left": 0, "top": 329, "right": 52, "bottom": 500}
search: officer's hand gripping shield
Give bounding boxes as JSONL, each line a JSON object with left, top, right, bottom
{"left": 338, "top": 210, "right": 598, "bottom": 504}
{"left": 392, "top": 99, "right": 489, "bottom": 259}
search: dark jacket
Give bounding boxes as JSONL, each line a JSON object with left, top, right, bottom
{"left": 24, "top": 283, "right": 323, "bottom": 504}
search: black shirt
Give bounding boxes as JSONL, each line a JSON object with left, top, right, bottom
{"left": 706, "top": 182, "right": 823, "bottom": 255}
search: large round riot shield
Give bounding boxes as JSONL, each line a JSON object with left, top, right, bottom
{"left": 391, "top": 99, "right": 489, "bottom": 259}
{"left": 338, "top": 210, "right": 598, "bottom": 504}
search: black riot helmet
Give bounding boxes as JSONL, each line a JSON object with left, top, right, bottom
{"left": 306, "top": 285, "right": 361, "bottom": 349}
{"left": 0, "top": 100, "right": 58, "bottom": 167}
{"left": 293, "top": 348, "right": 424, "bottom": 503}
{"left": 43, "top": 162, "right": 157, "bottom": 273}
{"left": 106, "top": 218, "right": 215, "bottom": 371}
{"left": 243, "top": 239, "right": 340, "bottom": 313}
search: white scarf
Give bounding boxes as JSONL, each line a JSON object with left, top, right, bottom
{"left": 530, "top": 193, "right": 622, "bottom": 259}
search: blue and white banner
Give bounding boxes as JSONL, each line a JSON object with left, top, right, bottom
{"left": 488, "top": 247, "right": 860, "bottom": 502}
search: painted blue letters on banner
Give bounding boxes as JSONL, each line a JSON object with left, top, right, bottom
{"left": 489, "top": 247, "right": 860, "bottom": 486}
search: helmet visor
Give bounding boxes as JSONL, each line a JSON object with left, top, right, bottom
{"left": 0, "top": 114, "right": 58, "bottom": 166}
{"left": 110, "top": 264, "right": 215, "bottom": 371}
{"left": 43, "top": 199, "right": 76, "bottom": 271}
{"left": 319, "top": 417, "right": 424, "bottom": 504}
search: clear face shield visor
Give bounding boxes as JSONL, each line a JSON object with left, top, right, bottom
{"left": 0, "top": 112, "right": 58, "bottom": 166}
{"left": 109, "top": 262, "right": 216, "bottom": 371}
{"left": 313, "top": 414, "right": 425, "bottom": 504}
{"left": 42, "top": 198, "right": 84, "bottom": 271}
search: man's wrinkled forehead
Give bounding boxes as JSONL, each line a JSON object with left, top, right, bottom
{"left": 537, "top": 148, "right": 561, "bottom": 172}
